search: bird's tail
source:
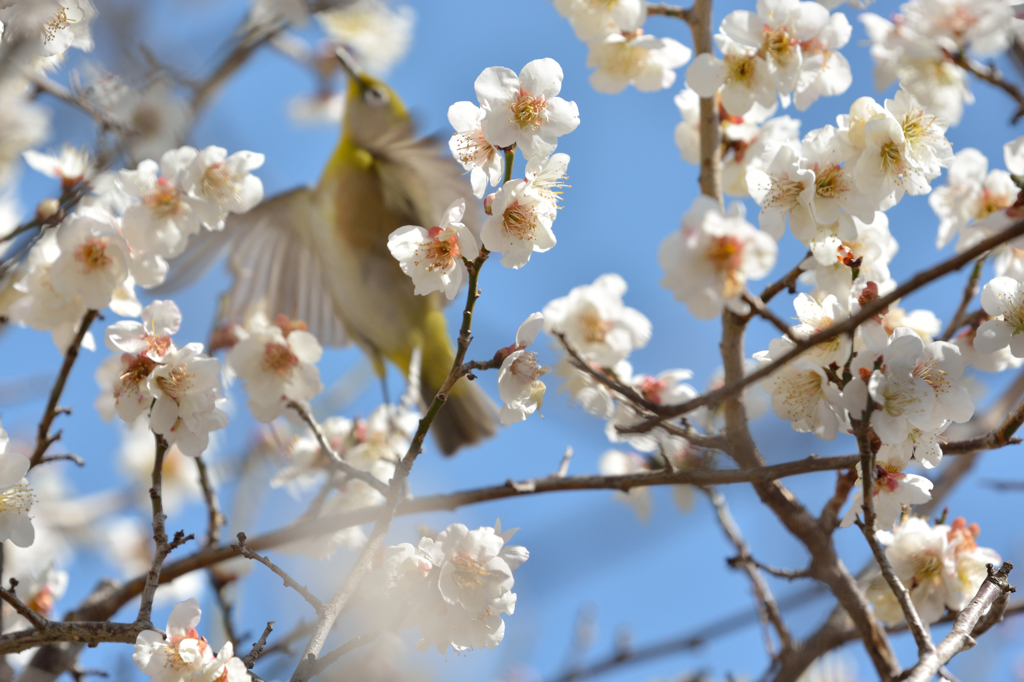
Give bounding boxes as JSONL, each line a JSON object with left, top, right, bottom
{"left": 416, "top": 310, "right": 499, "bottom": 456}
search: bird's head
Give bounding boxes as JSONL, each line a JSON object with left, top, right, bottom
{"left": 336, "top": 48, "right": 409, "bottom": 152}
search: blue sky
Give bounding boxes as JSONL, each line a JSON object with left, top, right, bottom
{"left": 2, "top": 0, "right": 1024, "bottom": 680}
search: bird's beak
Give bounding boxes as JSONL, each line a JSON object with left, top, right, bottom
{"left": 335, "top": 47, "right": 366, "bottom": 89}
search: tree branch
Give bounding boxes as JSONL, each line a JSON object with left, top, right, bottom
{"left": 232, "top": 533, "right": 324, "bottom": 615}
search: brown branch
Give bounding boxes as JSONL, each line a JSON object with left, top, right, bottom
{"left": 136, "top": 433, "right": 194, "bottom": 627}
{"left": 243, "top": 621, "right": 275, "bottom": 669}
{"left": 232, "top": 533, "right": 324, "bottom": 614}
{"left": 645, "top": 3, "right": 692, "bottom": 21}
{"left": 742, "top": 293, "right": 792, "bottom": 337}
{"left": 759, "top": 256, "right": 807, "bottom": 305}
{"left": 0, "top": 582, "right": 47, "bottom": 630}
{"left": 303, "top": 631, "right": 380, "bottom": 678}
{"left": 29, "top": 310, "right": 99, "bottom": 468}
{"left": 951, "top": 53, "right": 1024, "bottom": 122}
{"left": 286, "top": 401, "right": 388, "bottom": 496}
{"left": 904, "top": 563, "right": 1015, "bottom": 682}
{"left": 939, "top": 257, "right": 985, "bottom": 341}
{"left": 35, "top": 454, "right": 84, "bottom": 467}
{"left": 195, "top": 456, "right": 225, "bottom": 546}
{"left": 623, "top": 216, "right": 1024, "bottom": 433}
{"left": 704, "top": 488, "right": 793, "bottom": 655}
{"left": 853, "top": 411, "right": 934, "bottom": 658}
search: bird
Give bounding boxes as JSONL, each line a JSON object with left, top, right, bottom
{"left": 169, "top": 50, "right": 498, "bottom": 455}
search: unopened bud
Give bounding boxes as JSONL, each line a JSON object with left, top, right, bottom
{"left": 36, "top": 198, "right": 61, "bottom": 222}
{"left": 483, "top": 193, "right": 496, "bottom": 215}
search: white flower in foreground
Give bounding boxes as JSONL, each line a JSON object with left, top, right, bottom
{"left": 599, "top": 450, "right": 652, "bottom": 521}
{"left": 388, "top": 198, "right": 479, "bottom": 298}
{"left": 745, "top": 143, "right": 815, "bottom": 240}
{"left": 23, "top": 145, "right": 93, "bottom": 190}
{"left": 840, "top": 452, "right": 933, "bottom": 530}
{"left": 868, "top": 516, "right": 953, "bottom": 625}
{"left": 945, "top": 517, "right": 1002, "bottom": 611}
{"left": 475, "top": 59, "right": 580, "bottom": 160}
{"left": 448, "top": 102, "right": 504, "bottom": 198}
{"left": 659, "top": 195, "right": 777, "bottom": 319}
{"left": 686, "top": 38, "right": 775, "bottom": 117}
{"left": 524, "top": 153, "right": 570, "bottom": 209}
{"left": 50, "top": 207, "right": 129, "bottom": 310}
{"left": 480, "top": 179, "right": 555, "bottom": 269}
{"left": 133, "top": 598, "right": 213, "bottom": 682}
{"left": 148, "top": 344, "right": 228, "bottom": 457}
{"left": 179, "top": 146, "right": 264, "bottom": 231}
{"left": 118, "top": 149, "right": 200, "bottom": 260}
{"left": 195, "top": 642, "right": 249, "bottom": 682}
{"left": 753, "top": 337, "right": 846, "bottom": 440}
{"left": 497, "top": 313, "right": 549, "bottom": 425}
{"left": 106, "top": 299, "right": 180, "bottom": 360}
{"left": 863, "top": 332, "right": 937, "bottom": 444}
{"left": 227, "top": 314, "right": 323, "bottom": 423}
{"left": 976, "top": 277, "right": 1024, "bottom": 358}
{"left": 792, "top": 12, "right": 852, "bottom": 111}
{"left": 586, "top": 32, "right": 691, "bottom": 94}
{"left": 789, "top": 293, "right": 850, "bottom": 368}
{"left": 543, "top": 273, "right": 651, "bottom": 366}
{"left": 378, "top": 521, "right": 527, "bottom": 654}
{"left": 0, "top": 421, "right": 34, "bottom": 548}
{"left": 553, "top": 0, "right": 645, "bottom": 41}
{"left": 0, "top": 1, "right": 97, "bottom": 58}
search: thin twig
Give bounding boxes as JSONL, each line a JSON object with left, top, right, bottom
{"left": 940, "top": 257, "right": 986, "bottom": 341}
{"left": 243, "top": 621, "right": 275, "bottom": 669}
{"left": 853, "top": 412, "right": 934, "bottom": 658}
{"left": 742, "top": 293, "right": 792, "bottom": 337}
{"left": 904, "top": 563, "right": 1015, "bottom": 682}
{"left": 645, "top": 3, "right": 692, "bottom": 21}
{"left": 287, "top": 401, "right": 388, "bottom": 496}
{"left": 29, "top": 310, "right": 99, "bottom": 468}
{"left": 303, "top": 631, "right": 380, "bottom": 678}
{"left": 196, "top": 456, "right": 225, "bottom": 547}
{"left": 758, "top": 257, "right": 807, "bottom": 305}
{"left": 0, "top": 583, "right": 47, "bottom": 630}
{"left": 703, "top": 488, "right": 793, "bottom": 654}
{"left": 952, "top": 52, "right": 1024, "bottom": 122}
{"left": 232, "top": 533, "right": 324, "bottom": 614}
{"left": 35, "top": 454, "right": 85, "bottom": 467}
{"left": 28, "top": 72, "right": 134, "bottom": 133}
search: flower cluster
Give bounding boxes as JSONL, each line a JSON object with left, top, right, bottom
{"left": 134, "top": 599, "right": 248, "bottom": 682}
{"left": 553, "top": 0, "right": 691, "bottom": 94}
{"left": 867, "top": 516, "right": 1001, "bottom": 625}
{"left": 226, "top": 313, "right": 324, "bottom": 423}
{"left": 5, "top": 144, "right": 263, "bottom": 350}
{"left": 387, "top": 198, "right": 480, "bottom": 300}
{"left": 369, "top": 522, "right": 528, "bottom": 653}
{"left": 686, "top": 0, "right": 852, "bottom": 115}
{"left": 102, "top": 300, "right": 228, "bottom": 457}
{"left": 862, "top": 0, "right": 1015, "bottom": 125}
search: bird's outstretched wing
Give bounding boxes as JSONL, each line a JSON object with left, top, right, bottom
{"left": 156, "top": 187, "right": 350, "bottom": 347}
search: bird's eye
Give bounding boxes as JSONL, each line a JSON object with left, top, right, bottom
{"left": 364, "top": 87, "right": 389, "bottom": 107}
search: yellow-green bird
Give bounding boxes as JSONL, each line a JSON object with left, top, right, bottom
{"left": 178, "top": 53, "right": 498, "bottom": 454}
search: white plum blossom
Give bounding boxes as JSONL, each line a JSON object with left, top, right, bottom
{"left": 133, "top": 599, "right": 211, "bottom": 682}
{"left": 23, "top": 145, "right": 93, "bottom": 190}
{"left": 0, "top": 421, "right": 34, "bottom": 548}
{"left": 148, "top": 344, "right": 228, "bottom": 457}
{"left": 179, "top": 146, "right": 265, "bottom": 231}
{"left": 475, "top": 59, "right": 580, "bottom": 160}
{"left": 803, "top": 211, "right": 897, "bottom": 300}
{"left": 553, "top": 0, "right": 645, "bottom": 41}
{"left": 448, "top": 102, "right": 504, "bottom": 199}
{"left": 585, "top": 32, "right": 691, "bottom": 94}
{"left": 789, "top": 293, "right": 851, "bottom": 368}
{"left": 792, "top": 12, "right": 853, "bottom": 111}
{"left": 0, "top": 1, "right": 96, "bottom": 59}
{"left": 118, "top": 149, "right": 201, "bottom": 260}
{"left": 106, "top": 299, "right": 181, "bottom": 360}
{"left": 497, "top": 313, "right": 549, "bottom": 425}
{"left": 49, "top": 207, "right": 129, "bottom": 310}
{"left": 7, "top": 231, "right": 94, "bottom": 352}
{"left": 480, "top": 179, "right": 556, "bottom": 269}
{"left": 754, "top": 337, "right": 847, "bottom": 440}
{"left": 976, "top": 276, "right": 1024, "bottom": 358}
{"left": 605, "top": 369, "right": 698, "bottom": 451}
{"left": 659, "top": 195, "right": 777, "bottom": 319}
{"left": 227, "top": 314, "right": 324, "bottom": 423}
{"left": 371, "top": 522, "right": 527, "bottom": 654}
{"left": 687, "top": 39, "right": 776, "bottom": 117}
{"left": 388, "top": 198, "right": 479, "bottom": 298}
{"left": 543, "top": 273, "right": 651, "bottom": 366}
{"left": 746, "top": 143, "right": 815, "bottom": 240}
{"left": 840, "top": 451, "right": 933, "bottom": 530}
{"left": 524, "top": 152, "right": 570, "bottom": 209}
